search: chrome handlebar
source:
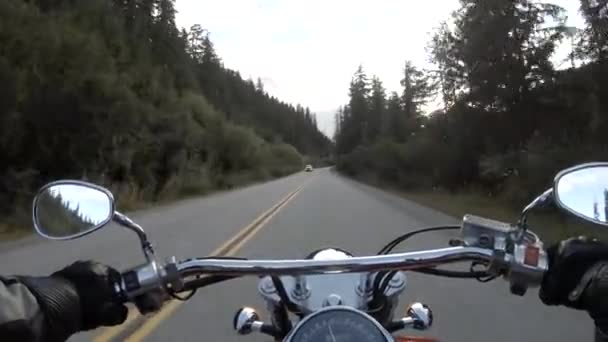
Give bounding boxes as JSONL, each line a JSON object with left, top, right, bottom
{"left": 176, "top": 246, "right": 494, "bottom": 276}
{"left": 118, "top": 214, "right": 549, "bottom": 309}
{"left": 119, "top": 244, "right": 547, "bottom": 304}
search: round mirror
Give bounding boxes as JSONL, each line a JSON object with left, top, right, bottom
{"left": 33, "top": 181, "right": 114, "bottom": 239}
{"left": 554, "top": 163, "right": 608, "bottom": 226}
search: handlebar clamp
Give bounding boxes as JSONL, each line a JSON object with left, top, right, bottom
{"left": 461, "top": 214, "right": 548, "bottom": 295}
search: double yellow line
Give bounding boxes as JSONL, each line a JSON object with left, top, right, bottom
{"left": 93, "top": 182, "right": 308, "bottom": 342}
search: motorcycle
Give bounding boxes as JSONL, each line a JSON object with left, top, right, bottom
{"left": 30, "top": 162, "right": 608, "bottom": 341}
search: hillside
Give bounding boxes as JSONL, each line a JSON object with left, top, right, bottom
{"left": 0, "top": 0, "right": 331, "bottom": 231}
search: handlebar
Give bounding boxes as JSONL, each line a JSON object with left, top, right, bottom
{"left": 118, "top": 244, "right": 547, "bottom": 304}
{"left": 115, "top": 214, "right": 549, "bottom": 311}
{"left": 176, "top": 246, "right": 494, "bottom": 276}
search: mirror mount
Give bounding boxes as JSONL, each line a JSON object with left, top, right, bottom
{"left": 113, "top": 211, "right": 155, "bottom": 261}
{"left": 517, "top": 188, "right": 553, "bottom": 240}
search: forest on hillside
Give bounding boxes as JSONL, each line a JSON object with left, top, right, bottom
{"left": 0, "top": 0, "right": 331, "bottom": 230}
{"left": 335, "top": 0, "right": 608, "bottom": 208}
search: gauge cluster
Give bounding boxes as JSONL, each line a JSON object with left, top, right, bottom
{"left": 285, "top": 306, "right": 391, "bottom": 342}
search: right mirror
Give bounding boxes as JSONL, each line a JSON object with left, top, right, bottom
{"left": 33, "top": 181, "right": 115, "bottom": 239}
{"left": 554, "top": 163, "right": 608, "bottom": 226}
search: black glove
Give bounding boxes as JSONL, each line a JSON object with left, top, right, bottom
{"left": 540, "top": 237, "right": 608, "bottom": 331}
{"left": 21, "top": 261, "right": 128, "bottom": 341}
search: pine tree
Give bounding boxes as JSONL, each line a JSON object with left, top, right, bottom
{"left": 401, "top": 61, "right": 434, "bottom": 136}
{"left": 256, "top": 77, "right": 264, "bottom": 93}
{"left": 579, "top": 0, "right": 608, "bottom": 61}
{"left": 368, "top": 76, "right": 386, "bottom": 142}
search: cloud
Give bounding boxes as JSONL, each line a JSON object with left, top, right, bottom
{"left": 175, "top": 0, "right": 583, "bottom": 137}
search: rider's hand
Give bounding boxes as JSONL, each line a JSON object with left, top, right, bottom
{"left": 53, "top": 260, "right": 128, "bottom": 329}
{"left": 21, "top": 261, "right": 128, "bottom": 340}
{"left": 540, "top": 237, "right": 608, "bottom": 331}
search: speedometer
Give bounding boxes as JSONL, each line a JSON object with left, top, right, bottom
{"left": 286, "top": 307, "right": 391, "bottom": 342}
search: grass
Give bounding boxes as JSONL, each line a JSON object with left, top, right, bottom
{"left": 0, "top": 223, "right": 32, "bottom": 241}
{"left": 0, "top": 168, "right": 302, "bottom": 243}
{"left": 404, "top": 191, "right": 517, "bottom": 222}
{"left": 401, "top": 190, "right": 608, "bottom": 244}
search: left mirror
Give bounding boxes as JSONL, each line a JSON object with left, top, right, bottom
{"left": 33, "top": 181, "right": 114, "bottom": 239}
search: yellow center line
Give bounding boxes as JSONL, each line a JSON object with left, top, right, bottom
{"left": 93, "top": 180, "right": 309, "bottom": 342}
{"left": 124, "top": 184, "right": 305, "bottom": 342}
{"left": 90, "top": 306, "right": 139, "bottom": 341}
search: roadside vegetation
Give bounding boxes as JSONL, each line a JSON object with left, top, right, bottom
{"left": 334, "top": 0, "right": 608, "bottom": 239}
{"left": 0, "top": 0, "right": 331, "bottom": 236}
{"left": 403, "top": 189, "right": 607, "bottom": 244}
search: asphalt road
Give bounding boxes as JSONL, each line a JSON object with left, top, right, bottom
{"left": 0, "top": 168, "right": 592, "bottom": 341}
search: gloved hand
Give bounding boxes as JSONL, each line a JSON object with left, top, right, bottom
{"left": 540, "top": 237, "right": 608, "bottom": 332}
{"left": 53, "top": 261, "right": 128, "bottom": 329}
{"left": 20, "top": 261, "right": 128, "bottom": 341}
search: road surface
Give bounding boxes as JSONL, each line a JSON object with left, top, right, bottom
{"left": 0, "top": 168, "right": 592, "bottom": 341}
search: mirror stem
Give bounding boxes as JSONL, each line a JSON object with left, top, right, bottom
{"left": 114, "top": 211, "right": 155, "bottom": 261}
{"left": 517, "top": 188, "right": 553, "bottom": 241}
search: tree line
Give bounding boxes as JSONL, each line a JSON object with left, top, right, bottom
{"left": 0, "top": 0, "right": 331, "bottom": 229}
{"left": 36, "top": 190, "right": 98, "bottom": 237}
{"left": 335, "top": 0, "right": 608, "bottom": 207}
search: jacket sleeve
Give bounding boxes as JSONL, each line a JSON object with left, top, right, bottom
{"left": 598, "top": 327, "right": 608, "bottom": 342}
{"left": 0, "top": 276, "right": 47, "bottom": 342}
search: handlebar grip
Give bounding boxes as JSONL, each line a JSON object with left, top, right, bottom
{"left": 114, "top": 269, "right": 167, "bottom": 313}
{"left": 110, "top": 270, "right": 137, "bottom": 303}
{"left": 120, "top": 270, "right": 141, "bottom": 296}
{"left": 113, "top": 269, "right": 151, "bottom": 301}
{"left": 118, "top": 262, "right": 163, "bottom": 299}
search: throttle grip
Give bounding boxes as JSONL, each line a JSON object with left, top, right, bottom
{"left": 112, "top": 274, "right": 128, "bottom": 303}
{"left": 114, "top": 260, "right": 183, "bottom": 313}
{"left": 114, "top": 269, "right": 169, "bottom": 313}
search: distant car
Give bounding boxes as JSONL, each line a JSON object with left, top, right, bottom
{"left": 305, "top": 164, "right": 313, "bottom": 172}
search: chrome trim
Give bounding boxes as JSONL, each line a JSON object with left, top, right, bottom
{"left": 283, "top": 306, "right": 394, "bottom": 342}
{"left": 322, "top": 294, "right": 343, "bottom": 306}
{"left": 177, "top": 247, "right": 495, "bottom": 276}
{"left": 32, "top": 180, "right": 115, "bottom": 240}
{"left": 113, "top": 211, "right": 155, "bottom": 260}
{"left": 399, "top": 316, "right": 415, "bottom": 326}
{"left": 233, "top": 307, "right": 261, "bottom": 335}
{"left": 291, "top": 277, "right": 310, "bottom": 300}
{"left": 510, "top": 243, "right": 548, "bottom": 287}
{"left": 310, "top": 248, "right": 353, "bottom": 260}
{"left": 553, "top": 162, "right": 608, "bottom": 227}
{"left": 520, "top": 188, "right": 553, "bottom": 223}
{"left": 519, "top": 188, "right": 553, "bottom": 239}
{"left": 406, "top": 302, "right": 433, "bottom": 330}
{"left": 124, "top": 261, "right": 163, "bottom": 298}
{"left": 250, "top": 321, "right": 264, "bottom": 332}
{"left": 383, "top": 271, "right": 407, "bottom": 298}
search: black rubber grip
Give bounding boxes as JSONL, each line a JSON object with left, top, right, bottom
{"left": 114, "top": 270, "right": 140, "bottom": 302}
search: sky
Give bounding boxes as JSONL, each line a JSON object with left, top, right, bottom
{"left": 51, "top": 185, "right": 112, "bottom": 223}
{"left": 556, "top": 167, "right": 608, "bottom": 223}
{"left": 175, "top": 0, "right": 585, "bottom": 137}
